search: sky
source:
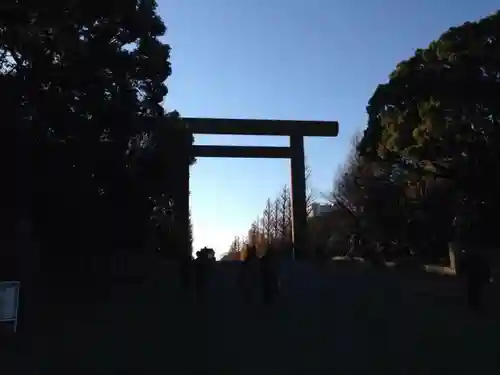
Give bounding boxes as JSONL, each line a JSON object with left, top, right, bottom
{"left": 157, "top": 0, "right": 499, "bottom": 257}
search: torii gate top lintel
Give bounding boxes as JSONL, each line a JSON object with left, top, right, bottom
{"left": 183, "top": 117, "right": 339, "bottom": 137}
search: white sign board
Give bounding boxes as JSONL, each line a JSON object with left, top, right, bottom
{"left": 0, "top": 281, "right": 20, "bottom": 325}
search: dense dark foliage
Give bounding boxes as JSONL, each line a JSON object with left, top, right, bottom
{"left": 341, "top": 11, "right": 500, "bottom": 264}
{"left": 0, "top": 0, "right": 194, "bottom": 314}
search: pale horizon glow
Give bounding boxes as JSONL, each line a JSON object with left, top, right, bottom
{"left": 190, "top": 155, "right": 290, "bottom": 258}
{"left": 192, "top": 227, "right": 235, "bottom": 259}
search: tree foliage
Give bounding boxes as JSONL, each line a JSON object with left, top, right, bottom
{"left": 349, "top": 11, "right": 500, "bottom": 261}
{"left": 1, "top": 1, "right": 194, "bottom": 305}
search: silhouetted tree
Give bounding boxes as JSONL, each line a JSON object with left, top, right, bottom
{"left": 357, "top": 10, "right": 500, "bottom": 262}
{"left": 305, "top": 165, "right": 315, "bottom": 216}
{"left": 271, "top": 197, "right": 281, "bottom": 243}
{"left": 278, "top": 186, "right": 292, "bottom": 243}
{"left": 262, "top": 199, "right": 274, "bottom": 246}
{"left": 0, "top": 0, "right": 194, "bottom": 333}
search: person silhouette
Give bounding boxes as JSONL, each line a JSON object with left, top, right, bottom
{"left": 315, "top": 246, "right": 329, "bottom": 269}
{"left": 240, "top": 245, "right": 259, "bottom": 304}
{"left": 179, "top": 253, "right": 193, "bottom": 291}
{"left": 260, "top": 247, "right": 280, "bottom": 305}
{"left": 194, "top": 249, "right": 209, "bottom": 303}
{"left": 347, "top": 233, "right": 358, "bottom": 257}
{"left": 460, "top": 249, "right": 491, "bottom": 311}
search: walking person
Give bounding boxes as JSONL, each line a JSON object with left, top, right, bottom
{"left": 347, "top": 233, "right": 357, "bottom": 258}
{"left": 260, "top": 247, "right": 280, "bottom": 305}
{"left": 460, "top": 249, "right": 491, "bottom": 312}
{"left": 240, "top": 245, "right": 259, "bottom": 305}
{"left": 194, "top": 249, "right": 210, "bottom": 304}
{"left": 179, "top": 253, "right": 193, "bottom": 291}
{"left": 315, "top": 246, "right": 329, "bottom": 269}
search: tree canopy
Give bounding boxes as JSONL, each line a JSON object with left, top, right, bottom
{"left": 358, "top": 11, "right": 500, "bottom": 251}
{"left": 1, "top": 0, "right": 194, "bottom": 303}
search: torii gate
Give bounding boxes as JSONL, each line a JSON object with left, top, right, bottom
{"left": 178, "top": 118, "right": 339, "bottom": 260}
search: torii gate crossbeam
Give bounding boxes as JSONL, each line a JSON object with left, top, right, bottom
{"left": 180, "top": 117, "right": 339, "bottom": 260}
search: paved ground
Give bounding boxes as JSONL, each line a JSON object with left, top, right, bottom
{"left": 33, "top": 261, "right": 500, "bottom": 374}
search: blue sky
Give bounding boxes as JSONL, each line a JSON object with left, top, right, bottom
{"left": 158, "top": 0, "right": 498, "bottom": 257}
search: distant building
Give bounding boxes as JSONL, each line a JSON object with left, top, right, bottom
{"left": 311, "top": 203, "right": 333, "bottom": 217}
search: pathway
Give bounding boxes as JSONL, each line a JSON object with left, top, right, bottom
{"left": 36, "top": 261, "right": 500, "bottom": 374}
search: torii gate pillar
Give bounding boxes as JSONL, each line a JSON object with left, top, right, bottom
{"left": 290, "top": 134, "right": 308, "bottom": 260}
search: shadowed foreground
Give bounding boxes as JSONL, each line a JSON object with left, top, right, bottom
{"left": 31, "top": 261, "right": 500, "bottom": 374}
